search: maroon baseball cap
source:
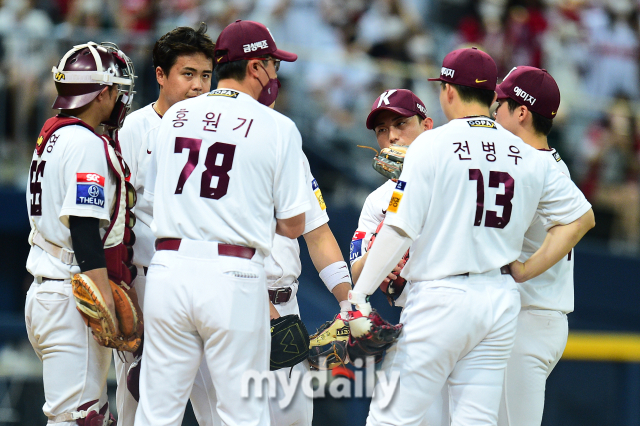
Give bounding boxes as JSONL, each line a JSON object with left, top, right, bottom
{"left": 366, "top": 89, "right": 428, "bottom": 129}
{"left": 428, "top": 47, "right": 497, "bottom": 91}
{"left": 496, "top": 66, "right": 560, "bottom": 119}
{"left": 214, "top": 20, "right": 297, "bottom": 64}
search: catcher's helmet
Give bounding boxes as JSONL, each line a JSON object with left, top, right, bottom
{"left": 52, "top": 42, "right": 135, "bottom": 129}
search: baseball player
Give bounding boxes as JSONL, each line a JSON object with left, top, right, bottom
{"left": 25, "top": 42, "right": 135, "bottom": 424}
{"left": 196, "top": 151, "right": 353, "bottom": 426}
{"left": 350, "top": 89, "right": 454, "bottom": 426}
{"left": 347, "top": 47, "right": 595, "bottom": 426}
{"left": 265, "top": 152, "right": 352, "bottom": 425}
{"left": 134, "top": 19, "right": 310, "bottom": 426}
{"left": 115, "top": 23, "right": 215, "bottom": 426}
{"left": 493, "top": 67, "right": 584, "bottom": 426}
{"left": 350, "top": 88, "right": 433, "bottom": 305}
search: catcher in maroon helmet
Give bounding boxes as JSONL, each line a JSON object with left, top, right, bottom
{"left": 25, "top": 41, "right": 138, "bottom": 425}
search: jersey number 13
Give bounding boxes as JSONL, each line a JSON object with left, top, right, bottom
{"left": 173, "top": 137, "right": 236, "bottom": 200}
{"left": 469, "top": 169, "right": 514, "bottom": 229}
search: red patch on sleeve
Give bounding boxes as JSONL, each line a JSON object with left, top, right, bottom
{"left": 77, "top": 173, "right": 105, "bottom": 187}
{"left": 352, "top": 231, "right": 366, "bottom": 241}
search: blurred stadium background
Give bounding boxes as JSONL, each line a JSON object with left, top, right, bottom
{"left": 0, "top": 0, "right": 639, "bottom": 424}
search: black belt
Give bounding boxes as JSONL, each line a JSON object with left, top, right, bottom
{"left": 456, "top": 265, "right": 511, "bottom": 277}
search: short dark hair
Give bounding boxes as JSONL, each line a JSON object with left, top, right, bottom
{"left": 506, "top": 98, "right": 553, "bottom": 136}
{"left": 152, "top": 22, "right": 216, "bottom": 76}
{"left": 441, "top": 82, "right": 495, "bottom": 108}
{"left": 214, "top": 57, "right": 271, "bottom": 83}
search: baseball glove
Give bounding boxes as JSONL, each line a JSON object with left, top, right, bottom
{"left": 368, "top": 220, "right": 409, "bottom": 305}
{"left": 270, "top": 314, "right": 310, "bottom": 371}
{"left": 372, "top": 144, "right": 408, "bottom": 180}
{"left": 345, "top": 309, "right": 403, "bottom": 364}
{"left": 72, "top": 273, "right": 142, "bottom": 353}
{"left": 308, "top": 314, "right": 350, "bottom": 370}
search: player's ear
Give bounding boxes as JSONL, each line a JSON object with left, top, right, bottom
{"left": 423, "top": 117, "right": 434, "bottom": 131}
{"left": 156, "top": 66, "right": 165, "bottom": 88}
{"left": 518, "top": 105, "right": 528, "bottom": 123}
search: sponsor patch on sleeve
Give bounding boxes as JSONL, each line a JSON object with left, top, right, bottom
{"left": 552, "top": 150, "right": 562, "bottom": 162}
{"left": 386, "top": 181, "right": 406, "bottom": 214}
{"left": 350, "top": 231, "right": 366, "bottom": 262}
{"left": 311, "top": 179, "right": 326, "bottom": 210}
{"left": 76, "top": 173, "right": 105, "bottom": 207}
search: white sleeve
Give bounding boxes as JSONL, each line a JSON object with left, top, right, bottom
{"left": 302, "top": 154, "right": 329, "bottom": 234}
{"left": 273, "top": 122, "right": 311, "bottom": 220}
{"left": 59, "top": 130, "right": 113, "bottom": 228}
{"left": 384, "top": 141, "right": 435, "bottom": 240}
{"left": 537, "top": 161, "right": 592, "bottom": 229}
{"left": 352, "top": 224, "right": 412, "bottom": 296}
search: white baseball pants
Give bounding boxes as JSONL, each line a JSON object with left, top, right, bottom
{"left": 367, "top": 269, "right": 521, "bottom": 426}
{"left": 134, "top": 240, "right": 270, "bottom": 426}
{"left": 497, "top": 308, "right": 568, "bottom": 426}
{"left": 25, "top": 279, "right": 112, "bottom": 424}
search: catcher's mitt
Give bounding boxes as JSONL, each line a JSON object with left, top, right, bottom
{"left": 270, "top": 314, "right": 310, "bottom": 371}
{"left": 308, "top": 314, "right": 350, "bottom": 370}
{"left": 372, "top": 144, "right": 408, "bottom": 180}
{"left": 345, "top": 309, "right": 402, "bottom": 364}
{"left": 368, "top": 220, "right": 409, "bottom": 306}
{"left": 72, "top": 273, "right": 142, "bottom": 353}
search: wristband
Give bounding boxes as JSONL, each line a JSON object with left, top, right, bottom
{"left": 319, "top": 261, "right": 352, "bottom": 293}
{"left": 339, "top": 300, "right": 352, "bottom": 313}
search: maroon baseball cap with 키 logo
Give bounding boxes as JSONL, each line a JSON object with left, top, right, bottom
{"left": 366, "top": 89, "right": 428, "bottom": 129}
{"left": 214, "top": 20, "right": 297, "bottom": 64}
{"left": 496, "top": 66, "right": 560, "bottom": 120}
{"left": 428, "top": 47, "right": 497, "bottom": 91}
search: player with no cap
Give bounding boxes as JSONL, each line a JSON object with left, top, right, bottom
{"left": 347, "top": 47, "right": 595, "bottom": 425}
{"left": 115, "top": 23, "right": 215, "bottom": 425}
{"left": 25, "top": 42, "right": 135, "bottom": 424}
{"left": 134, "top": 19, "right": 310, "bottom": 426}
{"left": 493, "top": 66, "right": 591, "bottom": 426}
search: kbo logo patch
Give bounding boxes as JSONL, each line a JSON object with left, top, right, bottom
{"left": 76, "top": 173, "right": 105, "bottom": 207}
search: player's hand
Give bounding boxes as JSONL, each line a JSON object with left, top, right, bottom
{"left": 509, "top": 260, "right": 527, "bottom": 283}
{"left": 382, "top": 258, "right": 407, "bottom": 285}
{"left": 346, "top": 290, "right": 373, "bottom": 338}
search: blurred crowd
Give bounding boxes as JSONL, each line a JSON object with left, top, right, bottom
{"left": 0, "top": 0, "right": 639, "bottom": 254}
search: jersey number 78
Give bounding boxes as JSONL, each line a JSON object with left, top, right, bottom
{"left": 173, "top": 137, "right": 236, "bottom": 199}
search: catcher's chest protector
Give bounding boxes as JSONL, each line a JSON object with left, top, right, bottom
{"left": 35, "top": 116, "right": 136, "bottom": 286}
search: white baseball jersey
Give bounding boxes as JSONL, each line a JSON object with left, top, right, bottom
{"left": 145, "top": 89, "right": 310, "bottom": 255}
{"left": 349, "top": 179, "right": 396, "bottom": 266}
{"left": 118, "top": 103, "right": 161, "bottom": 268}
{"left": 518, "top": 148, "right": 587, "bottom": 313}
{"left": 385, "top": 117, "right": 591, "bottom": 281}
{"left": 26, "top": 124, "right": 116, "bottom": 279}
{"left": 266, "top": 154, "right": 329, "bottom": 288}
